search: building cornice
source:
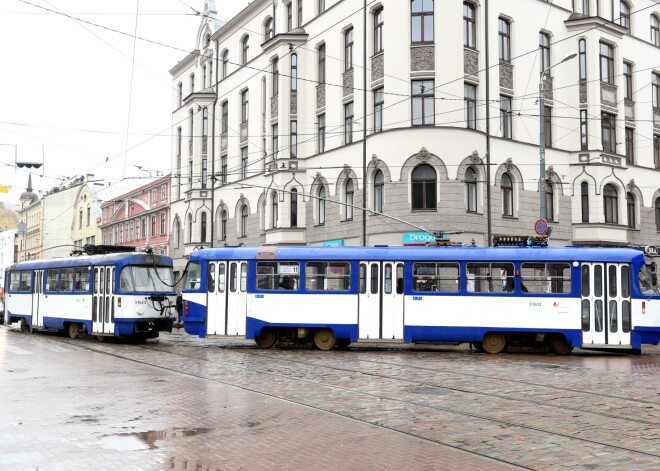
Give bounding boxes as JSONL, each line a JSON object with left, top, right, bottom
{"left": 564, "top": 16, "right": 627, "bottom": 38}
{"left": 170, "top": 49, "right": 201, "bottom": 77}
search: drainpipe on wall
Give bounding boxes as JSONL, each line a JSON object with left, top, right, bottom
{"left": 485, "top": 0, "right": 492, "bottom": 246}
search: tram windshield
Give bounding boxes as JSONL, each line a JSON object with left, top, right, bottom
{"left": 638, "top": 266, "right": 658, "bottom": 295}
{"left": 119, "top": 265, "right": 174, "bottom": 293}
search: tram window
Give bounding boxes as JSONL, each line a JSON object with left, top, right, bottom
{"left": 105, "top": 268, "right": 111, "bottom": 294}
{"left": 594, "top": 265, "right": 603, "bottom": 297}
{"left": 94, "top": 268, "right": 99, "bottom": 294}
{"left": 466, "top": 262, "right": 514, "bottom": 293}
{"left": 581, "top": 265, "right": 590, "bottom": 297}
{"left": 370, "top": 264, "right": 379, "bottom": 294}
{"left": 608, "top": 266, "right": 617, "bottom": 298}
{"left": 622, "top": 301, "right": 631, "bottom": 333}
{"left": 594, "top": 300, "right": 603, "bottom": 332}
{"left": 384, "top": 264, "right": 393, "bottom": 294}
{"left": 638, "top": 266, "right": 655, "bottom": 295}
{"left": 257, "top": 261, "right": 300, "bottom": 290}
{"left": 230, "top": 264, "right": 237, "bottom": 292}
{"left": 359, "top": 263, "right": 367, "bottom": 294}
{"left": 609, "top": 300, "right": 618, "bottom": 333}
{"left": 413, "top": 262, "right": 459, "bottom": 292}
{"left": 240, "top": 263, "right": 247, "bottom": 292}
{"left": 60, "top": 268, "right": 74, "bottom": 292}
{"left": 581, "top": 299, "right": 590, "bottom": 331}
{"left": 100, "top": 269, "right": 104, "bottom": 294}
{"left": 121, "top": 266, "right": 174, "bottom": 292}
{"left": 46, "top": 269, "right": 59, "bottom": 292}
{"left": 74, "top": 267, "right": 90, "bottom": 292}
{"left": 621, "top": 266, "right": 630, "bottom": 298}
{"left": 218, "top": 264, "right": 226, "bottom": 293}
{"left": 520, "top": 263, "right": 571, "bottom": 294}
{"left": 305, "top": 261, "right": 350, "bottom": 291}
{"left": 396, "top": 264, "right": 404, "bottom": 294}
{"left": 9, "top": 271, "right": 31, "bottom": 292}
{"left": 208, "top": 263, "right": 216, "bottom": 292}
{"left": 184, "top": 262, "right": 202, "bottom": 290}
{"left": 120, "top": 269, "right": 132, "bottom": 291}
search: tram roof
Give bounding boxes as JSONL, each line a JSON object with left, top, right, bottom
{"left": 189, "top": 246, "right": 645, "bottom": 264}
{"left": 9, "top": 253, "right": 173, "bottom": 271}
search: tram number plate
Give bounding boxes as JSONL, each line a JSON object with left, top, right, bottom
{"left": 255, "top": 295, "right": 264, "bottom": 298}
{"left": 413, "top": 296, "right": 423, "bottom": 301}
{"left": 529, "top": 302, "right": 542, "bottom": 307}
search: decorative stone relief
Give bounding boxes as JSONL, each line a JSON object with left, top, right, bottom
{"left": 627, "top": 179, "right": 636, "bottom": 191}
{"left": 654, "top": 107, "right": 660, "bottom": 131}
{"left": 600, "top": 83, "right": 618, "bottom": 108}
{"left": 240, "top": 123, "right": 248, "bottom": 143}
{"left": 418, "top": 147, "right": 430, "bottom": 161}
{"left": 624, "top": 99, "right": 635, "bottom": 122}
{"left": 543, "top": 76, "right": 553, "bottom": 102}
{"left": 578, "top": 153, "right": 590, "bottom": 163}
{"left": 371, "top": 53, "right": 384, "bottom": 82}
{"left": 464, "top": 48, "right": 478, "bottom": 77}
{"left": 411, "top": 46, "right": 434, "bottom": 71}
{"left": 290, "top": 92, "right": 298, "bottom": 115}
{"left": 499, "top": 61, "right": 513, "bottom": 90}
{"left": 468, "top": 150, "right": 481, "bottom": 165}
{"left": 505, "top": 158, "right": 514, "bottom": 172}
{"left": 271, "top": 96, "right": 278, "bottom": 118}
{"left": 579, "top": 81, "right": 588, "bottom": 103}
{"left": 600, "top": 153, "right": 622, "bottom": 166}
{"left": 343, "top": 69, "right": 354, "bottom": 97}
{"left": 316, "top": 84, "right": 325, "bottom": 109}
{"left": 545, "top": 166, "right": 557, "bottom": 180}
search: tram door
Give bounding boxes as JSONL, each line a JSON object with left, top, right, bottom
{"left": 206, "top": 262, "right": 228, "bottom": 336}
{"left": 92, "top": 266, "right": 115, "bottom": 335}
{"left": 581, "top": 263, "right": 632, "bottom": 346}
{"left": 225, "top": 261, "right": 248, "bottom": 336}
{"left": 32, "top": 270, "right": 44, "bottom": 327}
{"left": 358, "top": 261, "right": 405, "bottom": 340}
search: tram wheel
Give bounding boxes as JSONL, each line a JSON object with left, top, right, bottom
{"left": 67, "top": 323, "right": 81, "bottom": 339}
{"left": 481, "top": 332, "right": 506, "bottom": 354}
{"left": 20, "top": 318, "right": 30, "bottom": 333}
{"left": 472, "top": 341, "right": 485, "bottom": 353}
{"left": 95, "top": 335, "right": 106, "bottom": 342}
{"left": 313, "top": 328, "right": 336, "bottom": 351}
{"left": 254, "top": 328, "right": 277, "bottom": 349}
{"left": 336, "top": 338, "right": 351, "bottom": 349}
{"left": 548, "top": 334, "right": 574, "bottom": 355}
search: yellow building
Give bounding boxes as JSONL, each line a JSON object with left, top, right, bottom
{"left": 17, "top": 175, "right": 42, "bottom": 262}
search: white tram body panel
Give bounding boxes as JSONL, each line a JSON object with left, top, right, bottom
{"left": 249, "top": 293, "right": 358, "bottom": 326}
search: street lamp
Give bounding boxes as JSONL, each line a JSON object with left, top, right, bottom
{"left": 539, "top": 52, "right": 577, "bottom": 220}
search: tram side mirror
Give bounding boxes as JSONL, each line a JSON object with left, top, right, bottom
{"left": 652, "top": 273, "right": 657, "bottom": 287}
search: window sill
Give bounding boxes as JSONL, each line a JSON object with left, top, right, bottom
{"left": 411, "top": 208, "right": 437, "bottom": 212}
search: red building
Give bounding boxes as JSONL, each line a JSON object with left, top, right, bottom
{"left": 100, "top": 176, "right": 171, "bottom": 255}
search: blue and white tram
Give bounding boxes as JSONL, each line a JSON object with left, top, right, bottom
{"left": 181, "top": 245, "right": 660, "bottom": 353}
{"left": 4, "top": 252, "right": 177, "bottom": 340}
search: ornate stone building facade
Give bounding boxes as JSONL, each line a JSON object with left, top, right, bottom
{"left": 169, "top": 0, "right": 660, "bottom": 272}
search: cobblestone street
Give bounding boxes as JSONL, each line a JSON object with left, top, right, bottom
{"left": 1, "top": 325, "right": 659, "bottom": 471}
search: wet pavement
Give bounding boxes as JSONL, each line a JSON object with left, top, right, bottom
{"left": 0, "top": 324, "right": 659, "bottom": 471}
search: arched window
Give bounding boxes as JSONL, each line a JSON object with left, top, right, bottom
{"left": 204, "top": 33, "right": 211, "bottom": 48}
{"left": 603, "top": 184, "right": 618, "bottom": 224}
{"left": 290, "top": 189, "right": 298, "bottom": 227}
{"left": 264, "top": 18, "right": 274, "bottom": 40}
{"left": 291, "top": 54, "right": 297, "bottom": 91}
{"left": 241, "top": 205, "right": 249, "bottom": 237}
{"left": 187, "top": 214, "right": 193, "bottom": 243}
{"left": 318, "top": 187, "right": 326, "bottom": 224}
{"left": 545, "top": 181, "right": 554, "bottom": 222}
{"left": 221, "top": 210, "right": 227, "bottom": 241}
{"left": 627, "top": 192, "right": 635, "bottom": 228}
{"left": 501, "top": 173, "right": 513, "bottom": 217}
{"left": 174, "top": 219, "right": 181, "bottom": 248}
{"left": 655, "top": 197, "right": 660, "bottom": 231}
{"left": 581, "top": 182, "right": 589, "bottom": 222}
{"left": 201, "top": 212, "right": 207, "bottom": 242}
{"left": 465, "top": 167, "right": 477, "bottom": 213}
{"left": 346, "top": 179, "right": 354, "bottom": 220}
{"left": 412, "top": 164, "right": 437, "bottom": 210}
{"left": 619, "top": 1, "right": 631, "bottom": 29}
{"left": 241, "top": 36, "right": 249, "bottom": 65}
{"left": 374, "top": 170, "right": 384, "bottom": 213}
{"left": 221, "top": 50, "right": 228, "bottom": 79}
{"left": 652, "top": 15, "right": 660, "bottom": 47}
{"left": 272, "top": 192, "right": 278, "bottom": 228}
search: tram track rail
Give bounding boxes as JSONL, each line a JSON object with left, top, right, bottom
{"left": 45, "top": 333, "right": 660, "bottom": 466}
